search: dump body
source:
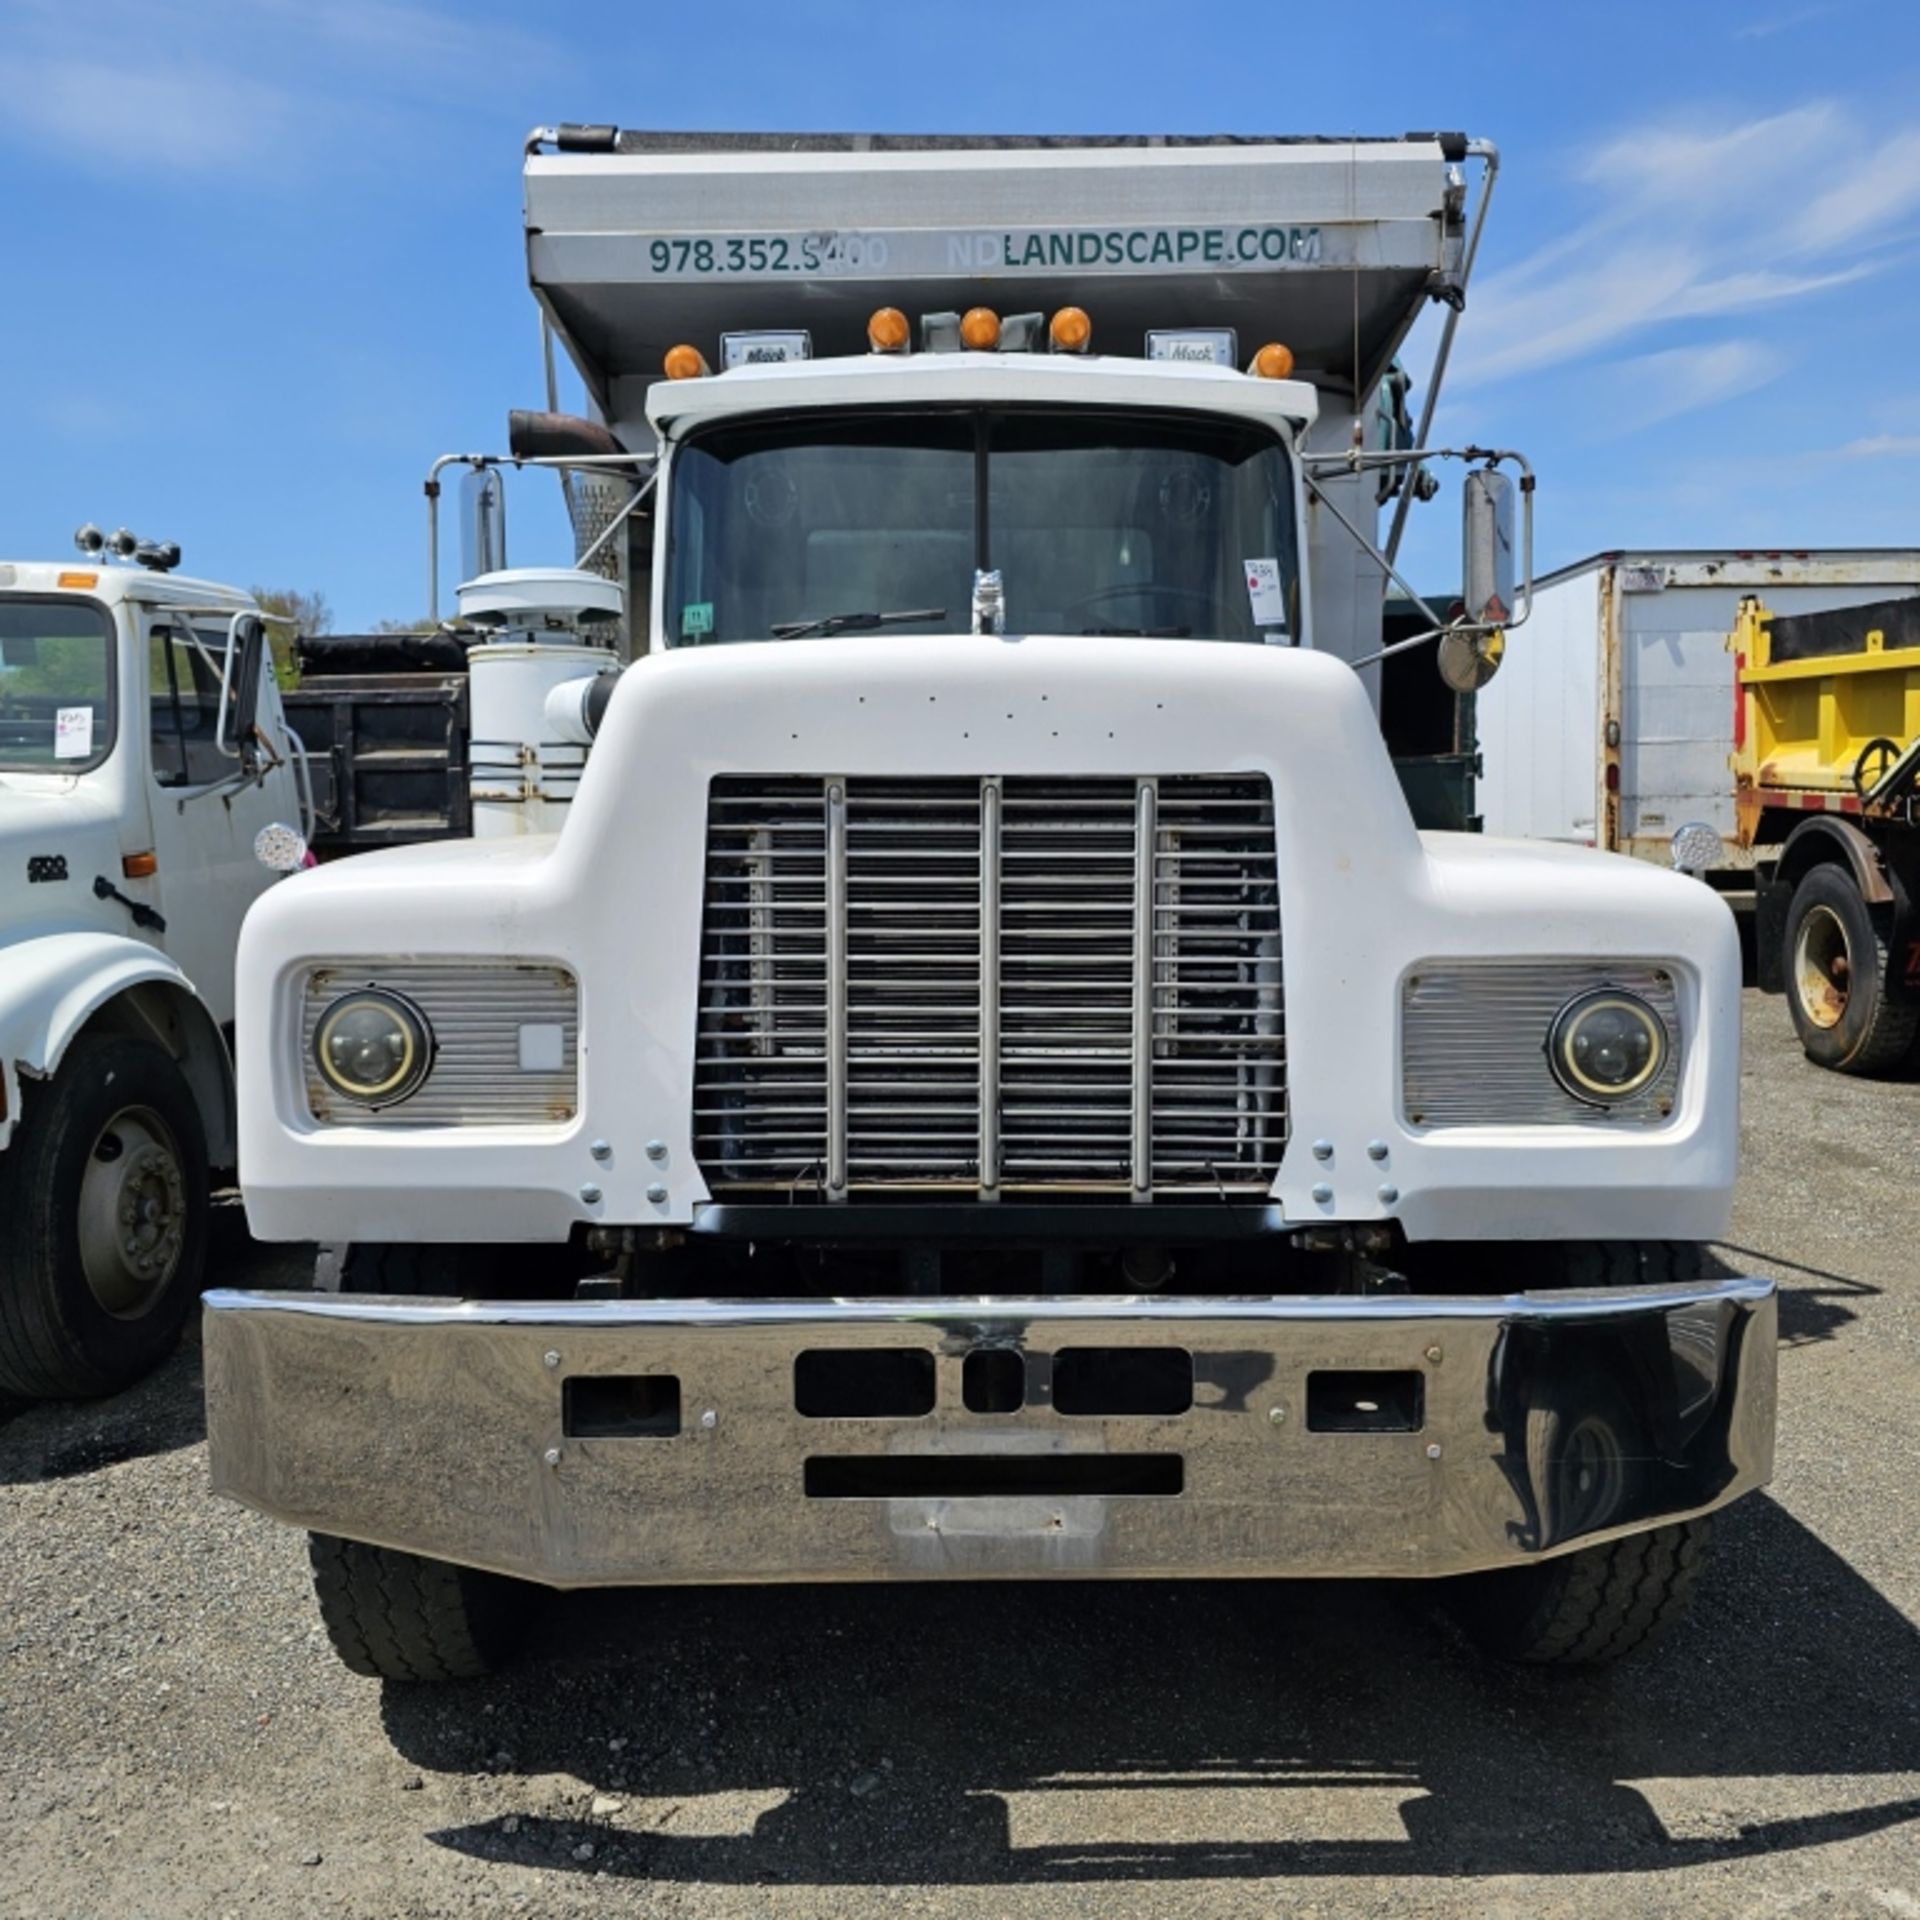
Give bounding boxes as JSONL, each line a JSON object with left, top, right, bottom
{"left": 1477, "top": 550, "right": 1920, "bottom": 880}
{"left": 1733, "top": 594, "right": 1920, "bottom": 1063}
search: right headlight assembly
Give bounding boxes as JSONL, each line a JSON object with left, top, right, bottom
{"left": 1546, "top": 988, "right": 1668, "bottom": 1105}
{"left": 312, "top": 987, "right": 434, "bottom": 1107}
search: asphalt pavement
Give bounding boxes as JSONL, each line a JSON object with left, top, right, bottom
{"left": 2, "top": 989, "right": 1916, "bottom": 1919}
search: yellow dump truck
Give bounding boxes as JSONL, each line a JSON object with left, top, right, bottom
{"left": 1735, "top": 594, "right": 1920, "bottom": 1071}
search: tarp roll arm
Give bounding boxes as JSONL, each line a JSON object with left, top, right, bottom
{"left": 1384, "top": 137, "right": 1500, "bottom": 569}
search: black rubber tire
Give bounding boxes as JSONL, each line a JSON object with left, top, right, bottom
{"left": 1783, "top": 863, "right": 1920, "bottom": 1074}
{"left": 0, "top": 1033, "right": 209, "bottom": 1399}
{"left": 1448, "top": 1519, "right": 1713, "bottom": 1667}
{"left": 309, "top": 1533, "right": 533, "bottom": 1681}
{"left": 333, "top": 1240, "right": 588, "bottom": 1300}
{"left": 336, "top": 1242, "right": 472, "bottom": 1296}
{"left": 1442, "top": 1361, "right": 1709, "bottom": 1666}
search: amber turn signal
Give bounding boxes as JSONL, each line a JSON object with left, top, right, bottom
{"left": 959, "top": 307, "right": 1001, "bottom": 350}
{"left": 663, "top": 344, "right": 710, "bottom": 380}
{"left": 1250, "top": 342, "right": 1295, "bottom": 380}
{"left": 867, "top": 306, "right": 911, "bottom": 353}
{"left": 1049, "top": 306, "right": 1092, "bottom": 353}
{"left": 57, "top": 571, "right": 99, "bottom": 589}
{"left": 122, "top": 851, "right": 159, "bottom": 879}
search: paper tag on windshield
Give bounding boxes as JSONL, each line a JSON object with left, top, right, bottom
{"left": 54, "top": 706, "right": 93, "bottom": 760}
{"left": 1244, "top": 559, "right": 1287, "bottom": 630}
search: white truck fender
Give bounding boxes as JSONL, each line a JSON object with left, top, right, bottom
{"left": 0, "top": 931, "right": 236, "bottom": 1164}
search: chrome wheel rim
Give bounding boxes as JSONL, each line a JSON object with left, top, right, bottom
{"left": 1793, "top": 904, "right": 1851, "bottom": 1031}
{"left": 76, "top": 1105, "right": 188, "bottom": 1318}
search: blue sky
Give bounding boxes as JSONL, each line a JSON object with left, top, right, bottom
{"left": 2, "top": 0, "right": 1916, "bottom": 626}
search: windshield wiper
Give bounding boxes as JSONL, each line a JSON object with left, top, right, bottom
{"left": 769, "top": 607, "right": 947, "bottom": 640}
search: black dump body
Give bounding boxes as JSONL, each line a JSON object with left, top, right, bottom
{"left": 283, "top": 633, "right": 471, "bottom": 853}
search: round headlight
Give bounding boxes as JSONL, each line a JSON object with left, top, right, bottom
{"left": 1547, "top": 990, "right": 1668, "bottom": 1104}
{"left": 313, "top": 989, "right": 432, "bottom": 1106}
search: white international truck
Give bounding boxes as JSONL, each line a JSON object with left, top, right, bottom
{"left": 0, "top": 537, "right": 303, "bottom": 1397}
{"left": 205, "top": 130, "right": 1775, "bottom": 1679}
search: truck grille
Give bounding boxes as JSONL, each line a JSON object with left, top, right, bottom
{"left": 694, "top": 775, "right": 1285, "bottom": 1200}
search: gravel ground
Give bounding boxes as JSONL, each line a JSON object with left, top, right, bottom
{"left": 2, "top": 989, "right": 1916, "bottom": 1919}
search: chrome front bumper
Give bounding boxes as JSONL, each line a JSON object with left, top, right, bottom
{"left": 202, "top": 1281, "right": 1776, "bottom": 1589}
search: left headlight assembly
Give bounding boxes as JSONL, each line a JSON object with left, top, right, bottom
{"left": 312, "top": 988, "right": 434, "bottom": 1107}
{"left": 1546, "top": 988, "right": 1669, "bottom": 1105}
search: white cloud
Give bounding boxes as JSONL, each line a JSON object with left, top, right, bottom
{"left": 5, "top": 54, "right": 291, "bottom": 173}
{"left": 1455, "top": 102, "right": 1920, "bottom": 391}
{"left": 1827, "top": 433, "right": 1920, "bottom": 459}
{"left": 1598, "top": 340, "right": 1790, "bottom": 432}
{"left": 0, "top": 0, "right": 572, "bottom": 173}
{"left": 1735, "top": 4, "right": 1841, "bottom": 38}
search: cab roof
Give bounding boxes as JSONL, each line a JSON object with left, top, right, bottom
{"left": 646, "top": 350, "right": 1319, "bottom": 438}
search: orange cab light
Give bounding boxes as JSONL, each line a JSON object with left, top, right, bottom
{"left": 1250, "top": 341, "right": 1296, "bottom": 380}
{"left": 57, "top": 571, "right": 99, "bottom": 589}
{"left": 959, "top": 307, "right": 1001, "bottom": 350}
{"left": 1049, "top": 306, "right": 1093, "bottom": 353}
{"left": 122, "top": 851, "right": 159, "bottom": 880}
{"left": 867, "top": 306, "right": 911, "bottom": 353}
{"left": 663, "top": 343, "right": 710, "bottom": 380}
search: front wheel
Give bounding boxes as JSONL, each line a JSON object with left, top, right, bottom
{"left": 1784, "top": 863, "right": 1920, "bottom": 1074}
{"left": 309, "top": 1534, "right": 534, "bottom": 1680}
{"left": 1440, "top": 1369, "right": 1710, "bottom": 1665}
{"left": 0, "top": 1033, "right": 210, "bottom": 1399}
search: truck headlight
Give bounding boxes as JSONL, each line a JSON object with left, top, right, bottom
{"left": 312, "top": 989, "right": 433, "bottom": 1106}
{"left": 1546, "top": 990, "right": 1668, "bottom": 1104}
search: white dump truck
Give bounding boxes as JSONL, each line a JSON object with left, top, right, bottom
{"left": 0, "top": 537, "right": 304, "bottom": 1396}
{"left": 205, "top": 131, "right": 1775, "bottom": 1678}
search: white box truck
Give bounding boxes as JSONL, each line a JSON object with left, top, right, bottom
{"left": 203, "top": 129, "right": 1774, "bottom": 1681}
{"left": 1476, "top": 548, "right": 1920, "bottom": 886}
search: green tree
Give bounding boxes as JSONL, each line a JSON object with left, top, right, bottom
{"left": 249, "top": 588, "right": 332, "bottom": 688}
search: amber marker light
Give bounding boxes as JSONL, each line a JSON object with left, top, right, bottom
{"left": 122, "top": 851, "right": 159, "bottom": 880}
{"left": 663, "top": 344, "right": 710, "bottom": 380}
{"left": 960, "top": 307, "right": 1002, "bottom": 350}
{"left": 1250, "top": 342, "right": 1296, "bottom": 379}
{"left": 1049, "top": 306, "right": 1093, "bottom": 353}
{"left": 867, "top": 306, "right": 911, "bottom": 353}
{"left": 57, "top": 571, "right": 99, "bottom": 589}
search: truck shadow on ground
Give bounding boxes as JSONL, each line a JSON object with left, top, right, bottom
{"left": 1717, "top": 1241, "right": 1882, "bottom": 1348}
{"left": 0, "top": 1330, "right": 205, "bottom": 1482}
{"left": 0, "top": 1212, "right": 301, "bottom": 1483}
{"left": 389, "top": 1491, "right": 1920, "bottom": 1885}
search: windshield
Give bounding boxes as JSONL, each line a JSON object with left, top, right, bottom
{"left": 0, "top": 597, "right": 116, "bottom": 773}
{"left": 665, "top": 408, "right": 1300, "bottom": 645}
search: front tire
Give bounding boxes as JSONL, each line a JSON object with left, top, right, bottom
{"left": 1440, "top": 1271, "right": 1712, "bottom": 1666}
{"left": 0, "top": 1033, "right": 210, "bottom": 1399}
{"left": 309, "top": 1534, "right": 533, "bottom": 1680}
{"left": 1784, "top": 863, "right": 1919, "bottom": 1074}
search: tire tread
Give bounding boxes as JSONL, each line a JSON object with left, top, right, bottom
{"left": 308, "top": 1533, "right": 526, "bottom": 1681}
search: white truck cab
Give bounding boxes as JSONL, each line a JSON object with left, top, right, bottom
{"left": 205, "top": 131, "right": 1774, "bottom": 1681}
{"left": 0, "top": 546, "right": 302, "bottom": 1396}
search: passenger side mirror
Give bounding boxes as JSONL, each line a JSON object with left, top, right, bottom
{"left": 222, "top": 613, "right": 269, "bottom": 775}
{"left": 1461, "top": 468, "right": 1516, "bottom": 627}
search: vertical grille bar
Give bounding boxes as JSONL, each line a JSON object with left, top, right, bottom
{"left": 825, "top": 778, "right": 849, "bottom": 1200}
{"left": 1129, "top": 776, "right": 1158, "bottom": 1201}
{"left": 979, "top": 775, "right": 1002, "bottom": 1201}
